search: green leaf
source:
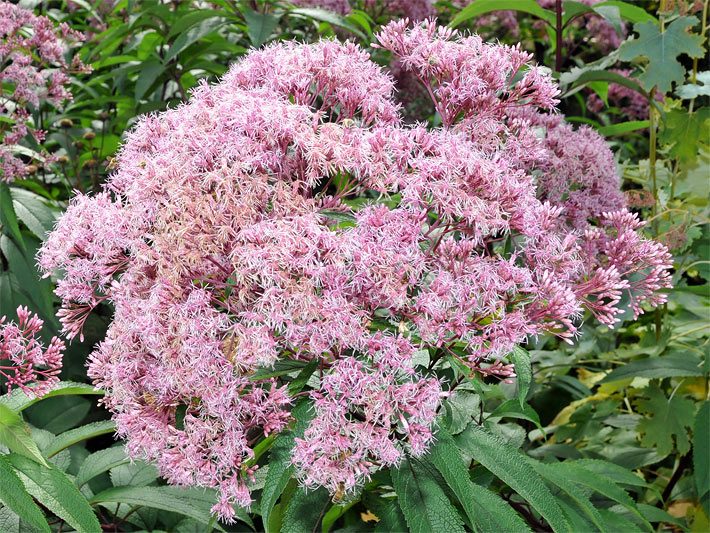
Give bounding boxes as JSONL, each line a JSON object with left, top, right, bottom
{"left": 601, "top": 355, "right": 703, "bottom": 382}
{"left": 290, "top": 8, "right": 367, "bottom": 40}
{"left": 511, "top": 346, "right": 532, "bottom": 406}
{"left": 261, "top": 400, "right": 314, "bottom": 532}
{"left": 109, "top": 461, "right": 158, "bottom": 487}
{"left": 571, "top": 459, "right": 647, "bottom": 487}
{"left": 8, "top": 454, "right": 101, "bottom": 533}
{"left": 695, "top": 401, "right": 710, "bottom": 500}
{"left": 441, "top": 387, "right": 480, "bottom": 435}
{"left": 0, "top": 404, "right": 49, "bottom": 467}
{"left": 75, "top": 446, "right": 129, "bottom": 487}
{"left": 659, "top": 108, "right": 710, "bottom": 167}
{"left": 533, "top": 462, "right": 607, "bottom": 531}
{"left": 391, "top": 457, "right": 466, "bottom": 533}
{"left": 9, "top": 188, "right": 57, "bottom": 240}
{"left": 90, "top": 485, "right": 245, "bottom": 528}
{"left": 167, "top": 16, "right": 227, "bottom": 62}
{"left": 281, "top": 487, "right": 329, "bottom": 533}
{"left": 619, "top": 16, "right": 704, "bottom": 92}
{"left": 0, "top": 382, "right": 102, "bottom": 412}
{"left": 242, "top": 9, "right": 280, "bottom": 48}
{"left": 594, "top": 1, "right": 657, "bottom": 23}
{"left": 635, "top": 384, "right": 695, "bottom": 456}
{"left": 0, "top": 456, "right": 50, "bottom": 533}
{"left": 134, "top": 58, "right": 165, "bottom": 100}
{"left": 598, "top": 120, "right": 650, "bottom": 136}
{"left": 0, "top": 183, "right": 24, "bottom": 251}
{"left": 451, "top": 0, "right": 555, "bottom": 28}
{"left": 455, "top": 424, "right": 572, "bottom": 532}
{"left": 428, "top": 432, "right": 530, "bottom": 532}
{"left": 488, "top": 399, "right": 543, "bottom": 431}
{"left": 44, "top": 421, "right": 116, "bottom": 458}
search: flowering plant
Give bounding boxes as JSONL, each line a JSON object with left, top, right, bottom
{"left": 37, "top": 18, "right": 673, "bottom": 521}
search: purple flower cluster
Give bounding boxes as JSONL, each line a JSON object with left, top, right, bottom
{"left": 0, "top": 3, "right": 86, "bottom": 181}
{"left": 39, "top": 21, "right": 671, "bottom": 521}
{"left": 1, "top": 306, "right": 64, "bottom": 397}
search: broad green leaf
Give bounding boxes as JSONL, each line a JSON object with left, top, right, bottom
{"left": 281, "top": 487, "right": 329, "bottom": 533}
{"left": 0, "top": 456, "right": 49, "bottom": 533}
{"left": 441, "top": 387, "right": 480, "bottom": 435}
{"left": 451, "top": 0, "right": 555, "bottom": 28}
{"left": 242, "top": 9, "right": 280, "bottom": 48}
{"left": 0, "top": 404, "right": 48, "bottom": 467}
{"left": 601, "top": 355, "right": 703, "bottom": 382}
{"left": 428, "top": 432, "right": 531, "bottom": 532}
{"left": 109, "top": 461, "right": 159, "bottom": 487}
{"left": 321, "top": 500, "right": 356, "bottom": 533}
{"left": 8, "top": 454, "right": 101, "bottom": 533}
{"left": 619, "top": 16, "right": 704, "bottom": 92}
{"left": 598, "top": 509, "right": 645, "bottom": 533}
{"left": 695, "top": 401, "right": 710, "bottom": 500}
{"left": 166, "top": 17, "right": 227, "bottom": 61}
{"left": 637, "top": 503, "right": 686, "bottom": 527}
{"left": 261, "top": 400, "right": 314, "bottom": 532}
{"left": 598, "top": 120, "right": 650, "bottom": 136}
{"left": 168, "top": 10, "right": 226, "bottom": 38}
{"left": 635, "top": 385, "right": 695, "bottom": 456}
{"left": 391, "top": 457, "right": 466, "bottom": 533}
{"left": 455, "top": 424, "right": 572, "bottom": 532}
{"left": 0, "top": 382, "right": 102, "bottom": 412}
{"left": 372, "top": 499, "right": 407, "bottom": 532}
{"left": 76, "top": 446, "right": 129, "bottom": 487}
{"left": 511, "top": 346, "right": 532, "bottom": 406}
{"left": 44, "top": 421, "right": 116, "bottom": 458}
{"left": 90, "top": 485, "right": 247, "bottom": 529}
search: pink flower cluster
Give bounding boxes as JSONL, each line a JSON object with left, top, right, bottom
{"left": 1, "top": 307, "right": 64, "bottom": 397}
{"left": 39, "top": 21, "right": 671, "bottom": 521}
{"left": 0, "top": 3, "right": 85, "bottom": 181}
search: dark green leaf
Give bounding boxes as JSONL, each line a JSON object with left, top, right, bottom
{"left": 281, "top": 487, "right": 329, "bottom": 533}
{"left": 0, "top": 404, "right": 48, "bottom": 467}
{"left": 44, "top": 421, "right": 116, "bottom": 458}
{"left": 601, "top": 355, "right": 703, "bottom": 382}
{"left": 391, "top": 457, "right": 466, "bottom": 533}
{"left": 75, "top": 446, "right": 129, "bottom": 487}
{"left": 451, "top": 0, "right": 555, "bottom": 28}
{"left": 0, "top": 456, "right": 49, "bottom": 533}
{"left": 8, "top": 454, "right": 101, "bottom": 533}
{"left": 695, "top": 401, "right": 710, "bottom": 500}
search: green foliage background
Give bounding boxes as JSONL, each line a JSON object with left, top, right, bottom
{"left": 0, "top": 0, "right": 708, "bottom": 531}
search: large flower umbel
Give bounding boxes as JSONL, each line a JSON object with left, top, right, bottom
{"left": 39, "top": 20, "right": 671, "bottom": 522}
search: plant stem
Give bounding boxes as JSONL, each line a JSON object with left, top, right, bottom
{"left": 555, "top": 0, "right": 563, "bottom": 72}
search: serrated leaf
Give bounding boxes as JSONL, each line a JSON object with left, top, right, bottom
{"left": 166, "top": 17, "right": 226, "bottom": 61}
{"left": 695, "top": 401, "right": 710, "bottom": 500}
{"left": 261, "top": 400, "right": 314, "bottom": 532}
{"left": 619, "top": 16, "right": 704, "bottom": 92}
{"left": 392, "top": 457, "right": 466, "bottom": 533}
{"left": 281, "top": 486, "right": 329, "bottom": 533}
{"left": 659, "top": 108, "right": 710, "bottom": 166}
{"left": 9, "top": 188, "right": 57, "bottom": 240}
{"left": 601, "top": 355, "right": 703, "bottom": 382}
{"left": 488, "top": 399, "right": 543, "bottom": 431}
{"left": 44, "top": 421, "right": 116, "bottom": 458}
{"left": 0, "top": 183, "right": 24, "bottom": 252}
{"left": 76, "top": 446, "right": 129, "bottom": 487}
{"left": 8, "top": 454, "right": 101, "bottom": 533}
{"left": 0, "top": 456, "right": 50, "bottom": 533}
{"left": 0, "top": 404, "right": 48, "bottom": 467}
{"left": 635, "top": 385, "right": 695, "bottom": 456}
{"left": 534, "top": 462, "right": 607, "bottom": 531}
{"left": 0, "top": 382, "right": 102, "bottom": 412}
{"left": 511, "top": 346, "right": 532, "bottom": 406}
{"left": 441, "top": 388, "right": 480, "bottom": 435}
{"left": 428, "top": 432, "right": 531, "bottom": 532}
{"left": 455, "top": 424, "right": 572, "bottom": 532}
{"left": 571, "top": 459, "right": 647, "bottom": 487}
{"left": 90, "top": 485, "right": 246, "bottom": 529}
